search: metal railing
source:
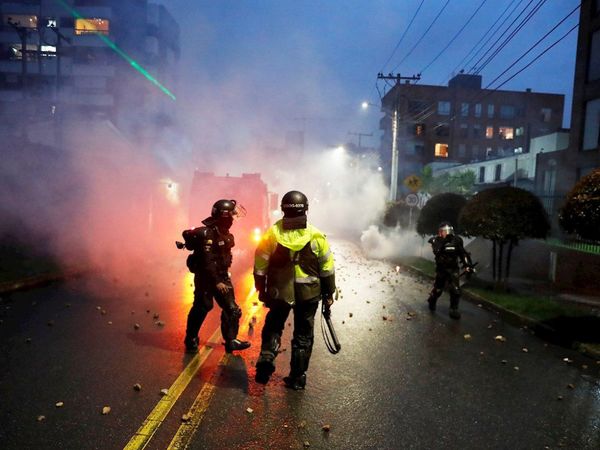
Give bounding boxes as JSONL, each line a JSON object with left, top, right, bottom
{"left": 546, "top": 238, "right": 600, "bottom": 255}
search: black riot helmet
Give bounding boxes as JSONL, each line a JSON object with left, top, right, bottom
{"left": 281, "top": 191, "right": 308, "bottom": 217}
{"left": 438, "top": 221, "right": 454, "bottom": 238}
{"left": 211, "top": 199, "right": 238, "bottom": 219}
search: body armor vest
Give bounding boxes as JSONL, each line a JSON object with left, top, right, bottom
{"left": 266, "top": 242, "right": 320, "bottom": 305}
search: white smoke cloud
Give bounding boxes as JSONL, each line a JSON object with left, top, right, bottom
{"left": 360, "top": 225, "right": 430, "bottom": 261}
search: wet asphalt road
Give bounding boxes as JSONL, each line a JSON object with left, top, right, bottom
{"left": 1, "top": 238, "right": 599, "bottom": 450}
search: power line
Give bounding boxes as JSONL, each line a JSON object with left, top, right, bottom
{"left": 484, "top": 4, "right": 580, "bottom": 93}
{"left": 390, "top": 0, "right": 451, "bottom": 73}
{"left": 472, "top": 0, "right": 548, "bottom": 75}
{"left": 460, "top": 0, "right": 523, "bottom": 75}
{"left": 485, "top": 23, "right": 578, "bottom": 94}
{"left": 380, "top": 0, "right": 425, "bottom": 73}
{"left": 444, "top": 0, "right": 519, "bottom": 83}
{"left": 419, "top": 0, "right": 488, "bottom": 76}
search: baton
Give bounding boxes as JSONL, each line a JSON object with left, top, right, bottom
{"left": 321, "top": 301, "right": 341, "bottom": 354}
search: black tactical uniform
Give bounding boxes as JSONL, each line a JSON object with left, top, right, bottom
{"left": 181, "top": 200, "right": 250, "bottom": 353}
{"left": 427, "top": 222, "right": 473, "bottom": 319}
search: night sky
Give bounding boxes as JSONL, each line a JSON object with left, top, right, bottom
{"left": 166, "top": 0, "right": 579, "bottom": 153}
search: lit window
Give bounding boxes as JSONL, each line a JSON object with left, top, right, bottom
{"left": 438, "top": 101, "right": 451, "bottom": 115}
{"left": 487, "top": 104, "right": 494, "bottom": 118}
{"left": 498, "top": 127, "right": 514, "bottom": 139}
{"left": 515, "top": 127, "right": 524, "bottom": 136}
{"left": 474, "top": 103, "right": 482, "bottom": 117}
{"left": 435, "top": 143, "right": 449, "bottom": 158}
{"left": 3, "top": 15, "right": 38, "bottom": 29}
{"left": 461, "top": 103, "right": 469, "bottom": 117}
{"left": 7, "top": 43, "right": 37, "bottom": 61}
{"left": 415, "top": 123, "right": 425, "bottom": 136}
{"left": 40, "top": 45, "right": 57, "bottom": 57}
{"left": 540, "top": 108, "right": 552, "bottom": 123}
{"left": 486, "top": 126, "right": 494, "bottom": 139}
{"left": 75, "top": 18, "right": 110, "bottom": 35}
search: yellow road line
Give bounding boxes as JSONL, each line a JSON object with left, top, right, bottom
{"left": 123, "top": 328, "right": 221, "bottom": 450}
{"left": 166, "top": 355, "right": 228, "bottom": 450}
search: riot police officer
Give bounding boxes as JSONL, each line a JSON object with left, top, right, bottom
{"left": 254, "top": 190, "right": 335, "bottom": 390}
{"left": 180, "top": 199, "right": 250, "bottom": 354}
{"left": 427, "top": 222, "right": 474, "bottom": 319}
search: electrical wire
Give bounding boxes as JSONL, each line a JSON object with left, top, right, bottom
{"left": 380, "top": 0, "right": 425, "bottom": 73}
{"left": 443, "top": 0, "right": 519, "bottom": 83}
{"left": 419, "top": 0, "right": 488, "bottom": 76}
{"left": 485, "top": 23, "right": 578, "bottom": 94}
{"left": 390, "top": 0, "right": 451, "bottom": 73}
{"left": 484, "top": 4, "right": 580, "bottom": 93}
{"left": 472, "top": 0, "right": 548, "bottom": 75}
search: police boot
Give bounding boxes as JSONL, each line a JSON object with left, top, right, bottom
{"left": 225, "top": 339, "right": 250, "bottom": 353}
{"left": 184, "top": 336, "right": 199, "bottom": 353}
{"left": 255, "top": 352, "right": 276, "bottom": 384}
{"left": 284, "top": 348, "right": 308, "bottom": 390}
{"left": 449, "top": 295, "right": 461, "bottom": 319}
{"left": 283, "top": 373, "right": 306, "bottom": 390}
{"left": 449, "top": 307, "right": 461, "bottom": 320}
{"left": 427, "top": 296, "right": 437, "bottom": 312}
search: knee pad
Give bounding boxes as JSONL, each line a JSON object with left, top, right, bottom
{"left": 292, "top": 335, "right": 313, "bottom": 351}
{"left": 225, "top": 305, "right": 242, "bottom": 320}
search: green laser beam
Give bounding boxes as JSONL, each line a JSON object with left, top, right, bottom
{"left": 56, "top": 0, "right": 176, "bottom": 101}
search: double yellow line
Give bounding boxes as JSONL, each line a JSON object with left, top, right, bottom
{"left": 123, "top": 328, "right": 221, "bottom": 450}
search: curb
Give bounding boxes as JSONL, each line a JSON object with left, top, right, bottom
{"left": 399, "top": 263, "right": 600, "bottom": 361}
{"left": 0, "top": 268, "right": 88, "bottom": 296}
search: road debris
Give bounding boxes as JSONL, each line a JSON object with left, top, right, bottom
{"left": 246, "top": 407, "right": 254, "bottom": 414}
{"left": 55, "top": 401, "right": 64, "bottom": 408}
{"left": 37, "top": 415, "right": 46, "bottom": 422}
{"left": 133, "top": 383, "right": 142, "bottom": 391}
{"left": 134, "top": 323, "right": 140, "bottom": 330}
{"left": 322, "top": 424, "right": 331, "bottom": 432}
{"left": 102, "top": 406, "right": 111, "bottom": 415}
{"left": 182, "top": 413, "right": 192, "bottom": 422}
{"left": 494, "top": 335, "right": 506, "bottom": 342}
{"left": 160, "top": 388, "right": 169, "bottom": 396}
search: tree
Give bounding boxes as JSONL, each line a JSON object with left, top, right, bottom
{"left": 559, "top": 168, "right": 600, "bottom": 243}
{"left": 383, "top": 201, "right": 416, "bottom": 229}
{"left": 416, "top": 192, "right": 467, "bottom": 236}
{"left": 420, "top": 166, "right": 476, "bottom": 196}
{"left": 459, "top": 187, "right": 550, "bottom": 286}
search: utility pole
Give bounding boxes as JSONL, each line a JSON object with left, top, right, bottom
{"left": 377, "top": 73, "right": 420, "bottom": 202}
{"left": 348, "top": 131, "right": 373, "bottom": 149}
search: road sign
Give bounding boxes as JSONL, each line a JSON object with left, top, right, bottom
{"left": 403, "top": 174, "right": 422, "bottom": 192}
{"left": 405, "top": 193, "right": 418, "bottom": 207}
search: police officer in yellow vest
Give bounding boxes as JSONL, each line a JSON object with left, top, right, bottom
{"left": 254, "top": 190, "right": 335, "bottom": 390}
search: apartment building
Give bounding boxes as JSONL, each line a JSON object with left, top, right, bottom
{"left": 379, "top": 73, "right": 564, "bottom": 194}
{"left": 0, "top": 0, "right": 179, "bottom": 144}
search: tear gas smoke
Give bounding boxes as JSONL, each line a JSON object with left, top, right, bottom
{"left": 360, "top": 225, "right": 430, "bottom": 261}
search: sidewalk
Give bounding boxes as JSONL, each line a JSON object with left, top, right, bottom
{"left": 397, "top": 260, "right": 600, "bottom": 360}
